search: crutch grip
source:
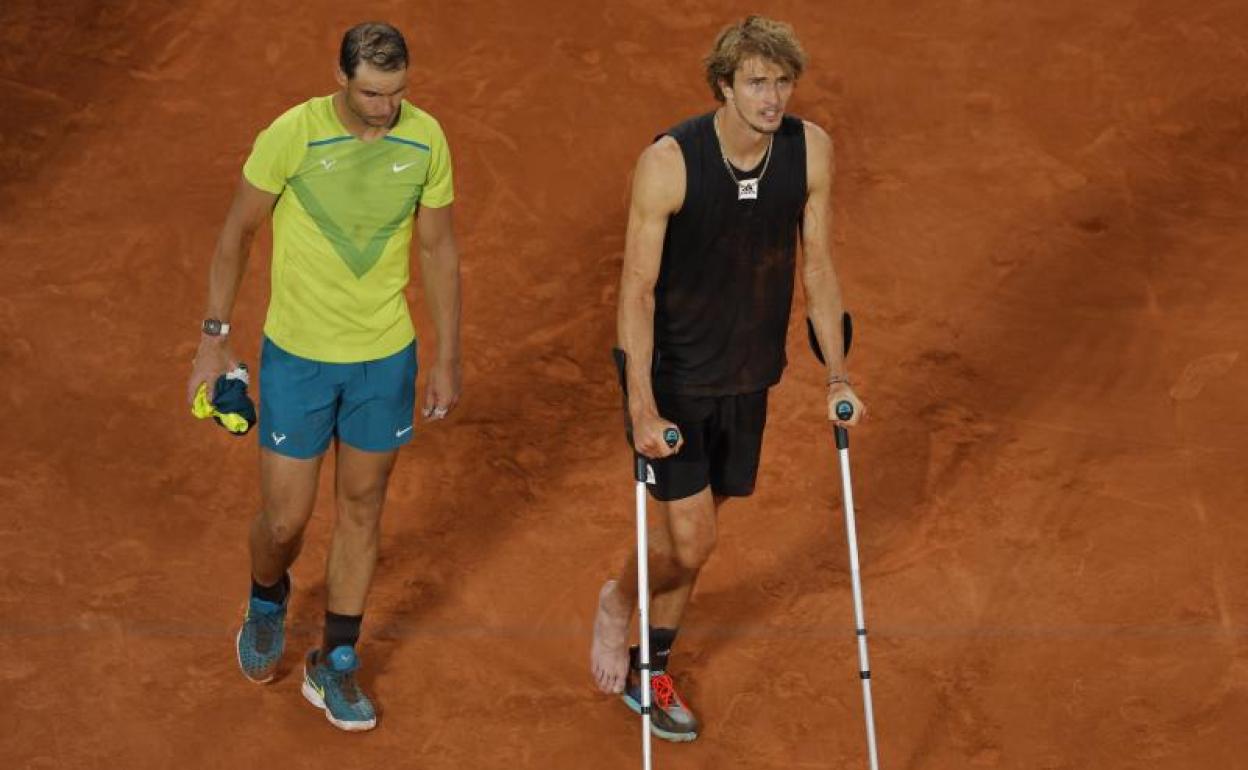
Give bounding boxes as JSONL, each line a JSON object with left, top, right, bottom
{"left": 633, "top": 429, "right": 679, "bottom": 482}
{"left": 832, "top": 401, "right": 854, "bottom": 449}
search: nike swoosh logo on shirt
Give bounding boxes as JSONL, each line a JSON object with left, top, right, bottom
{"left": 392, "top": 161, "right": 416, "bottom": 173}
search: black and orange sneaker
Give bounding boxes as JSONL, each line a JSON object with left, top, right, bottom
{"left": 621, "top": 663, "right": 700, "bottom": 742}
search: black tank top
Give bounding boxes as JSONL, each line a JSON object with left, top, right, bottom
{"left": 652, "top": 112, "right": 807, "bottom": 396}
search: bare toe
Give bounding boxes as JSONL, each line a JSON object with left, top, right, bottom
{"left": 590, "top": 580, "right": 631, "bottom": 694}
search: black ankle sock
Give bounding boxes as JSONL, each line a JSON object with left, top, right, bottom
{"left": 629, "top": 626, "right": 679, "bottom": 674}
{"left": 650, "top": 626, "right": 678, "bottom": 673}
{"left": 323, "top": 611, "right": 363, "bottom": 654}
{"left": 250, "top": 572, "right": 290, "bottom": 605}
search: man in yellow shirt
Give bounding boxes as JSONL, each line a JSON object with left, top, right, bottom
{"left": 185, "top": 22, "right": 461, "bottom": 731}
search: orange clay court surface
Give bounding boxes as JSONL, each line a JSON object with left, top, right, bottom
{"left": 2, "top": 2, "right": 1247, "bottom": 768}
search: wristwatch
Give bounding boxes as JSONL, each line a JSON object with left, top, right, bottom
{"left": 202, "top": 318, "right": 231, "bottom": 337}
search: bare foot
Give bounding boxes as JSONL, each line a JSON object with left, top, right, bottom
{"left": 590, "top": 579, "right": 631, "bottom": 693}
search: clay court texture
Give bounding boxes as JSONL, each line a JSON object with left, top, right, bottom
{"left": 3, "top": 1, "right": 1248, "bottom": 768}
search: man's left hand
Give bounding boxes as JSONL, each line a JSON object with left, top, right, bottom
{"left": 827, "top": 381, "right": 865, "bottom": 427}
{"left": 422, "top": 359, "right": 461, "bottom": 421}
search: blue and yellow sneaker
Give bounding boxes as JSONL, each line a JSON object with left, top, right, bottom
{"left": 301, "top": 646, "right": 378, "bottom": 732}
{"left": 235, "top": 592, "right": 288, "bottom": 684}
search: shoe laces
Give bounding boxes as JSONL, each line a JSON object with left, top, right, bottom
{"left": 650, "top": 672, "right": 678, "bottom": 710}
{"left": 253, "top": 612, "right": 282, "bottom": 652}
{"left": 321, "top": 658, "right": 363, "bottom": 705}
{"left": 334, "top": 671, "right": 363, "bottom": 705}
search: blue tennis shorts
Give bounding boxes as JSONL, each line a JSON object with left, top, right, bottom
{"left": 258, "top": 337, "right": 418, "bottom": 459}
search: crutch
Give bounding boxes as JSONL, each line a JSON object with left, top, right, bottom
{"left": 807, "top": 313, "right": 880, "bottom": 770}
{"left": 612, "top": 348, "right": 680, "bottom": 770}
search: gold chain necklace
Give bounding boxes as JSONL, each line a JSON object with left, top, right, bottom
{"left": 713, "top": 111, "right": 773, "bottom": 200}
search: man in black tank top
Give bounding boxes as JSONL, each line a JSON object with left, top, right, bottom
{"left": 591, "top": 16, "right": 867, "bottom": 742}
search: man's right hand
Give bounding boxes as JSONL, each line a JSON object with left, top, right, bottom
{"left": 186, "top": 336, "right": 237, "bottom": 405}
{"left": 631, "top": 410, "right": 683, "bottom": 459}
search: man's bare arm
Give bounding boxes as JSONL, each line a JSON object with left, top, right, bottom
{"left": 186, "top": 177, "right": 277, "bottom": 403}
{"left": 416, "top": 203, "right": 462, "bottom": 420}
{"left": 800, "top": 122, "right": 865, "bottom": 425}
{"left": 617, "top": 137, "right": 686, "bottom": 457}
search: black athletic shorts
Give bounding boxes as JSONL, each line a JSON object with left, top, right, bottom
{"left": 647, "top": 389, "right": 769, "bottom": 502}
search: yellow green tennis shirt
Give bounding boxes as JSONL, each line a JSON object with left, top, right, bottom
{"left": 243, "top": 95, "right": 453, "bottom": 363}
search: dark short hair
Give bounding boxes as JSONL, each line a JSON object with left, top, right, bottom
{"left": 339, "top": 22, "right": 408, "bottom": 79}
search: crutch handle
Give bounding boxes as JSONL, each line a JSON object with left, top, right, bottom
{"left": 833, "top": 402, "right": 853, "bottom": 450}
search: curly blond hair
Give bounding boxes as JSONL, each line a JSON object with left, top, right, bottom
{"left": 704, "top": 16, "right": 807, "bottom": 102}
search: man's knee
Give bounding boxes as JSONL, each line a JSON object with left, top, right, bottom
{"left": 257, "top": 509, "right": 306, "bottom": 548}
{"left": 334, "top": 446, "right": 396, "bottom": 523}
{"left": 335, "top": 476, "right": 390, "bottom": 529}
{"left": 671, "top": 528, "right": 716, "bottom": 570}
{"left": 666, "top": 495, "right": 718, "bottom": 570}
{"left": 258, "top": 449, "right": 321, "bottom": 542}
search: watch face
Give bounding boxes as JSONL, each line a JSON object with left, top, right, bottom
{"left": 202, "top": 319, "right": 223, "bottom": 336}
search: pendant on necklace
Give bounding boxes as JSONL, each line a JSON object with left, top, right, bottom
{"left": 737, "top": 178, "right": 759, "bottom": 200}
